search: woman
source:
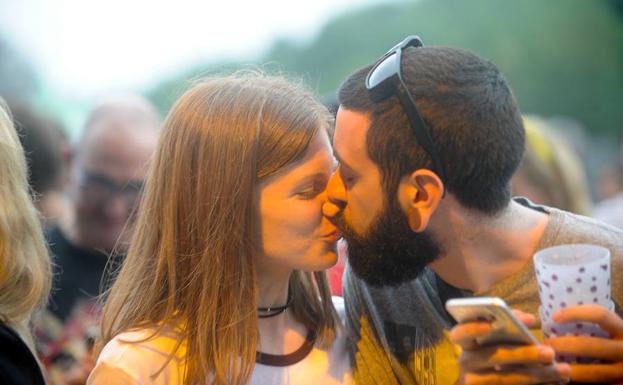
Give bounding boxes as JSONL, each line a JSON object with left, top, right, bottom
{"left": 88, "top": 73, "right": 352, "bottom": 385}
{"left": 0, "top": 101, "right": 51, "bottom": 384}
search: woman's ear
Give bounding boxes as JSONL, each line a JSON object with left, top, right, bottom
{"left": 397, "top": 169, "right": 444, "bottom": 232}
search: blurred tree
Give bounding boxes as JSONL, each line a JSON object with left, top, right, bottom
{"left": 147, "top": 0, "right": 623, "bottom": 138}
{"left": 609, "top": 0, "right": 623, "bottom": 19}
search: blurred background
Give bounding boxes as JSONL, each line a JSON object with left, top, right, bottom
{"left": 1, "top": 0, "right": 622, "bottom": 201}
{"left": 3, "top": 2, "right": 621, "bottom": 381}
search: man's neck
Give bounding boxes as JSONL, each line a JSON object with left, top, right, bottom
{"left": 429, "top": 199, "right": 549, "bottom": 292}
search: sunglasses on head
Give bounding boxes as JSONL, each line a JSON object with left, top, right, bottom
{"left": 365, "top": 35, "right": 446, "bottom": 185}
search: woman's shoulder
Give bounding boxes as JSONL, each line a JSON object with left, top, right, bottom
{"left": 88, "top": 326, "right": 187, "bottom": 385}
{"left": 101, "top": 327, "right": 186, "bottom": 360}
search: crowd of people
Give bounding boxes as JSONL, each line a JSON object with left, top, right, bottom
{"left": 0, "top": 35, "right": 621, "bottom": 385}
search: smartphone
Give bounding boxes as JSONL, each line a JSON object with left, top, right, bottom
{"left": 445, "top": 297, "right": 539, "bottom": 346}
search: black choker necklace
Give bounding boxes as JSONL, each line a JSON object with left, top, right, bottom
{"left": 258, "top": 288, "right": 292, "bottom": 318}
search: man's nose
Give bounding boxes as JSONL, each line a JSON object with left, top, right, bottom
{"left": 103, "top": 193, "right": 134, "bottom": 220}
{"left": 323, "top": 170, "right": 346, "bottom": 218}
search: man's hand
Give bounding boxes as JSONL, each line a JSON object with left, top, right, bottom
{"left": 543, "top": 304, "right": 623, "bottom": 384}
{"left": 449, "top": 310, "right": 571, "bottom": 385}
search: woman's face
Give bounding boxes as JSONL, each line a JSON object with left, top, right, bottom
{"left": 256, "top": 130, "right": 340, "bottom": 275}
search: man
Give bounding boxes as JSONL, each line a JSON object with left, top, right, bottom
{"left": 323, "top": 36, "right": 623, "bottom": 384}
{"left": 35, "top": 96, "right": 160, "bottom": 384}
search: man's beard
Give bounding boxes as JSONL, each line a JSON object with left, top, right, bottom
{"left": 334, "top": 197, "right": 442, "bottom": 287}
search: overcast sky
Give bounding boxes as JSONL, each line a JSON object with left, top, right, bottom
{"left": 0, "top": 0, "right": 383, "bottom": 99}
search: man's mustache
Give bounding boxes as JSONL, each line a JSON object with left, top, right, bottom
{"left": 328, "top": 211, "right": 357, "bottom": 239}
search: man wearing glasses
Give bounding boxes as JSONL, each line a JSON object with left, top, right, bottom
{"left": 324, "top": 36, "right": 623, "bottom": 384}
{"left": 36, "top": 96, "right": 160, "bottom": 385}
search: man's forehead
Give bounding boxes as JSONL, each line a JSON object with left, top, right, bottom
{"left": 78, "top": 121, "right": 158, "bottom": 180}
{"left": 334, "top": 106, "right": 371, "bottom": 161}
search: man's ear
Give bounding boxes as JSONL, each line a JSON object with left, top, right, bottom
{"left": 397, "top": 169, "right": 444, "bottom": 232}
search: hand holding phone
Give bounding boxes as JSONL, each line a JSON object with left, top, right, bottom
{"left": 445, "top": 297, "right": 539, "bottom": 346}
{"left": 447, "top": 297, "right": 570, "bottom": 385}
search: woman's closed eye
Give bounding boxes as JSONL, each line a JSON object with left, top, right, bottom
{"left": 295, "top": 178, "right": 329, "bottom": 200}
{"left": 297, "top": 188, "right": 321, "bottom": 199}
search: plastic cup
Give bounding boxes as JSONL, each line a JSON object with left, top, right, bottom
{"left": 534, "top": 244, "right": 611, "bottom": 363}
{"left": 534, "top": 244, "right": 611, "bottom": 312}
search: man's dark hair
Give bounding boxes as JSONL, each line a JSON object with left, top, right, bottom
{"left": 10, "top": 102, "right": 66, "bottom": 195}
{"left": 338, "top": 46, "right": 525, "bottom": 214}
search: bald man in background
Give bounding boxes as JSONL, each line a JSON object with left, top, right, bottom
{"left": 35, "top": 97, "right": 160, "bottom": 385}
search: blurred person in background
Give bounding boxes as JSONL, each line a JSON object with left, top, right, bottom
{"left": 0, "top": 100, "right": 51, "bottom": 384}
{"left": 512, "top": 115, "right": 592, "bottom": 216}
{"left": 88, "top": 73, "right": 351, "bottom": 385}
{"left": 594, "top": 139, "right": 623, "bottom": 229}
{"left": 9, "top": 101, "right": 71, "bottom": 227}
{"left": 595, "top": 164, "right": 623, "bottom": 202}
{"left": 35, "top": 96, "right": 160, "bottom": 385}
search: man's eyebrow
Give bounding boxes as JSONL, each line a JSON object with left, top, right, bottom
{"left": 332, "top": 149, "right": 356, "bottom": 173}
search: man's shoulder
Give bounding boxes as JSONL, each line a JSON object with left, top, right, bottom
{"left": 515, "top": 197, "right": 623, "bottom": 254}
{"left": 548, "top": 207, "right": 623, "bottom": 252}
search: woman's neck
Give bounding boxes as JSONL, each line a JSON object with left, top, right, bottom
{"left": 256, "top": 271, "right": 307, "bottom": 355}
{"left": 256, "top": 272, "right": 290, "bottom": 309}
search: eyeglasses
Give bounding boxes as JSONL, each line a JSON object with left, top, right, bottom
{"left": 365, "top": 35, "right": 446, "bottom": 184}
{"left": 79, "top": 172, "right": 144, "bottom": 207}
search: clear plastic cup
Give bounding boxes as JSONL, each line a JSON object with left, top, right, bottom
{"left": 534, "top": 244, "right": 611, "bottom": 312}
{"left": 534, "top": 244, "right": 611, "bottom": 363}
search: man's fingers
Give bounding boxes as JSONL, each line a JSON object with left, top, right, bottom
{"left": 545, "top": 335, "right": 623, "bottom": 361}
{"left": 460, "top": 345, "right": 555, "bottom": 371}
{"left": 570, "top": 362, "right": 623, "bottom": 383}
{"left": 512, "top": 309, "right": 538, "bottom": 328}
{"left": 450, "top": 322, "right": 493, "bottom": 349}
{"left": 462, "top": 363, "right": 570, "bottom": 385}
{"left": 553, "top": 305, "right": 623, "bottom": 338}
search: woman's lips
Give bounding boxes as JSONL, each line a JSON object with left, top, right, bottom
{"left": 322, "top": 230, "right": 342, "bottom": 242}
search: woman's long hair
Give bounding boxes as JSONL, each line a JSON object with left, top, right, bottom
{"left": 0, "top": 100, "right": 51, "bottom": 348}
{"left": 99, "top": 73, "right": 338, "bottom": 385}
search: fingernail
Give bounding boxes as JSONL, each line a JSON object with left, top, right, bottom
{"left": 539, "top": 346, "right": 554, "bottom": 361}
{"left": 551, "top": 310, "right": 563, "bottom": 323}
{"left": 558, "top": 362, "right": 571, "bottom": 379}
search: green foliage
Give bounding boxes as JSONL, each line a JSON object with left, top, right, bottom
{"left": 146, "top": 0, "right": 623, "bottom": 137}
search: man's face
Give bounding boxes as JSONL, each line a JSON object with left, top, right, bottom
{"left": 71, "top": 122, "right": 157, "bottom": 253}
{"left": 324, "top": 107, "right": 441, "bottom": 286}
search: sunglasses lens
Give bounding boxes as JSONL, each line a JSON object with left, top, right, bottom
{"left": 368, "top": 52, "right": 398, "bottom": 89}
